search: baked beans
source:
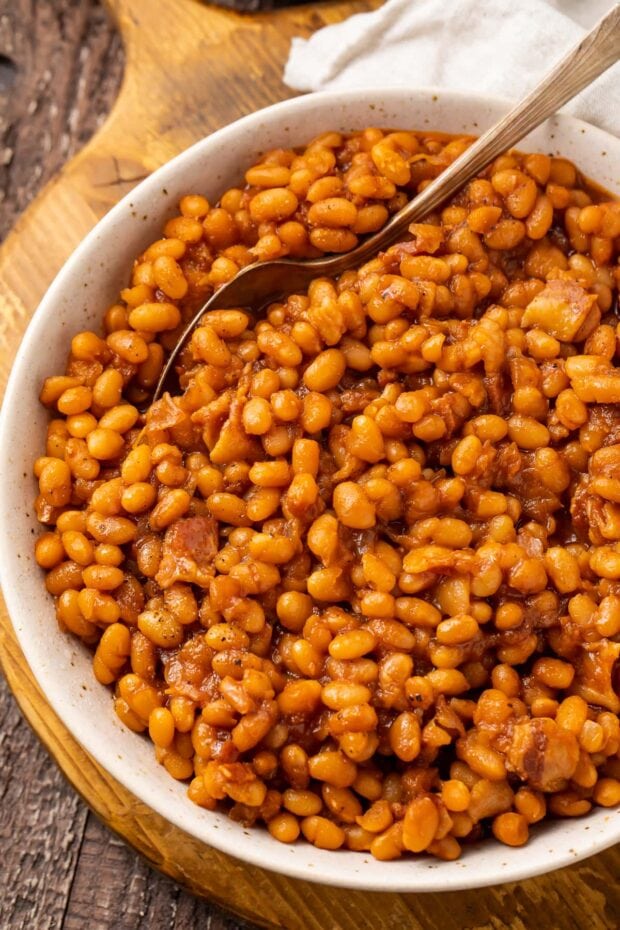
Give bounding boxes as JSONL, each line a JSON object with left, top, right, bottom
{"left": 34, "top": 127, "right": 620, "bottom": 860}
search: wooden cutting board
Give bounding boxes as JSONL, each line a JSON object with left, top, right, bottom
{"left": 0, "top": 1, "right": 618, "bottom": 926}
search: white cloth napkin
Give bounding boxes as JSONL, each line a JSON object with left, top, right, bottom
{"left": 284, "top": 0, "right": 620, "bottom": 137}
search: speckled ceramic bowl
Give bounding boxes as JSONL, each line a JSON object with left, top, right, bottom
{"left": 1, "top": 88, "right": 619, "bottom": 891}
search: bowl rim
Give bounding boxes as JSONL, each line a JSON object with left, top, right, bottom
{"left": 1, "top": 85, "right": 619, "bottom": 892}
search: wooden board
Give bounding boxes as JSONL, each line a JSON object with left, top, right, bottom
{"left": 0, "top": 1, "right": 618, "bottom": 927}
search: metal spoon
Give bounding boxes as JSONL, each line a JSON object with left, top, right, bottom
{"left": 153, "top": 4, "right": 619, "bottom": 401}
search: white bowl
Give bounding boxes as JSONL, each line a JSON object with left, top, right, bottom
{"left": 1, "top": 88, "right": 619, "bottom": 892}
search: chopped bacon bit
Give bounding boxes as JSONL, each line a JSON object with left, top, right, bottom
{"left": 145, "top": 392, "right": 188, "bottom": 431}
{"left": 155, "top": 515, "right": 218, "bottom": 588}
{"left": 505, "top": 718, "right": 579, "bottom": 791}
{"left": 521, "top": 279, "right": 598, "bottom": 342}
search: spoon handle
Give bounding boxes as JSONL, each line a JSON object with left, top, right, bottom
{"left": 348, "top": 4, "right": 620, "bottom": 264}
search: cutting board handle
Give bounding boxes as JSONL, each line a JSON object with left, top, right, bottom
{"left": 104, "top": 0, "right": 241, "bottom": 67}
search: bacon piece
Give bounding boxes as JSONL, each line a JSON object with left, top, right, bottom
{"left": 505, "top": 717, "right": 579, "bottom": 791}
{"left": 66, "top": 358, "right": 104, "bottom": 385}
{"left": 521, "top": 279, "right": 597, "bottom": 342}
{"left": 570, "top": 640, "right": 620, "bottom": 713}
{"left": 406, "top": 223, "right": 444, "bottom": 255}
{"left": 155, "top": 515, "right": 218, "bottom": 588}
{"left": 339, "top": 381, "right": 380, "bottom": 415}
{"left": 483, "top": 372, "right": 511, "bottom": 416}
{"left": 145, "top": 392, "right": 188, "bottom": 431}
{"left": 504, "top": 463, "right": 562, "bottom": 522}
{"left": 209, "top": 395, "right": 262, "bottom": 465}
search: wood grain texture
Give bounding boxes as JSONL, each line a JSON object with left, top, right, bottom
{"left": 0, "top": 684, "right": 88, "bottom": 930}
{"left": 0, "top": 1, "right": 618, "bottom": 928}
{"left": 0, "top": 0, "right": 125, "bottom": 239}
{"left": 61, "top": 816, "right": 252, "bottom": 930}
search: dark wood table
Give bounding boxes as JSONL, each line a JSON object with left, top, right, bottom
{"left": 0, "top": 3, "right": 252, "bottom": 927}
